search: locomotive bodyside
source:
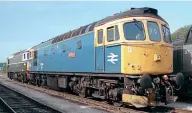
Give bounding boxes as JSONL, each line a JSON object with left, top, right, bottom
{"left": 7, "top": 51, "right": 25, "bottom": 73}
{"left": 30, "top": 33, "right": 97, "bottom": 73}
{"left": 7, "top": 50, "right": 30, "bottom": 82}
{"left": 29, "top": 32, "right": 122, "bottom": 73}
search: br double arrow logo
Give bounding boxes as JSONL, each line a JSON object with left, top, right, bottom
{"left": 107, "top": 53, "right": 118, "bottom": 64}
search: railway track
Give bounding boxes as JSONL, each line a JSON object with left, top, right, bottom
{"left": 0, "top": 97, "right": 14, "bottom": 113}
{"left": 0, "top": 84, "right": 61, "bottom": 113}
{"left": 1, "top": 75, "right": 192, "bottom": 113}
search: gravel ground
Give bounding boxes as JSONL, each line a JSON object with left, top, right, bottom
{"left": 0, "top": 75, "right": 109, "bottom": 113}
{"left": 164, "top": 101, "right": 192, "bottom": 111}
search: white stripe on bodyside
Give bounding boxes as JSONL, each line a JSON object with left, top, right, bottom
{"left": 8, "top": 62, "right": 25, "bottom": 65}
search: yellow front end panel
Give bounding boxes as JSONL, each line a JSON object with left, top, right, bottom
{"left": 121, "top": 44, "right": 173, "bottom": 75}
{"left": 27, "top": 62, "right": 30, "bottom": 71}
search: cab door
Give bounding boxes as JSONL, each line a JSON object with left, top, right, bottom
{"left": 95, "top": 29, "right": 105, "bottom": 72}
{"left": 183, "top": 28, "right": 192, "bottom": 72}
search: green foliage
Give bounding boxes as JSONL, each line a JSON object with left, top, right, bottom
{"left": 171, "top": 25, "right": 192, "bottom": 41}
{"left": 2, "top": 63, "right": 7, "bottom": 73}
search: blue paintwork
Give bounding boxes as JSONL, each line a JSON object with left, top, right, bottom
{"left": 30, "top": 33, "right": 95, "bottom": 73}
{"left": 105, "top": 45, "right": 121, "bottom": 73}
{"left": 95, "top": 46, "right": 105, "bottom": 72}
{"left": 29, "top": 32, "right": 121, "bottom": 73}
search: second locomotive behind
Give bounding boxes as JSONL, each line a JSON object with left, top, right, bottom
{"left": 172, "top": 26, "right": 192, "bottom": 98}
{"left": 7, "top": 7, "right": 184, "bottom": 107}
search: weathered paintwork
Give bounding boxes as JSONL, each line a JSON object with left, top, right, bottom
{"left": 7, "top": 51, "right": 27, "bottom": 73}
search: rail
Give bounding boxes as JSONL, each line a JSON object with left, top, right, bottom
{"left": 0, "top": 84, "right": 61, "bottom": 113}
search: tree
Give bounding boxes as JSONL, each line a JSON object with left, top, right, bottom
{"left": 2, "top": 63, "right": 7, "bottom": 73}
{"left": 171, "top": 25, "right": 192, "bottom": 41}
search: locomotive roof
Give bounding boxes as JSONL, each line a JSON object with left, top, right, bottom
{"left": 12, "top": 50, "right": 26, "bottom": 56}
{"left": 7, "top": 49, "right": 26, "bottom": 59}
{"left": 33, "top": 7, "right": 166, "bottom": 49}
{"left": 96, "top": 7, "right": 166, "bottom": 26}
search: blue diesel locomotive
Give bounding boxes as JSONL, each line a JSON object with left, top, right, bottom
{"left": 7, "top": 7, "right": 183, "bottom": 107}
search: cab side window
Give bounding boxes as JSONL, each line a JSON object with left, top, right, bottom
{"left": 115, "top": 25, "right": 120, "bottom": 40}
{"left": 77, "top": 40, "right": 82, "bottom": 49}
{"left": 107, "top": 27, "right": 114, "bottom": 42}
{"left": 107, "top": 25, "right": 120, "bottom": 42}
{"left": 24, "top": 54, "right": 26, "bottom": 60}
{"left": 34, "top": 51, "right": 37, "bottom": 59}
{"left": 33, "top": 51, "right": 37, "bottom": 66}
{"left": 30, "top": 52, "right": 32, "bottom": 58}
{"left": 98, "top": 30, "right": 103, "bottom": 44}
{"left": 27, "top": 52, "right": 30, "bottom": 59}
{"left": 187, "top": 30, "right": 192, "bottom": 44}
{"left": 162, "top": 25, "right": 172, "bottom": 43}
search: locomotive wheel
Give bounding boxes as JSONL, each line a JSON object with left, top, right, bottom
{"left": 79, "top": 87, "right": 87, "bottom": 98}
{"left": 86, "top": 88, "right": 92, "bottom": 97}
{"left": 21, "top": 79, "right": 24, "bottom": 83}
{"left": 36, "top": 79, "right": 40, "bottom": 87}
{"left": 21, "top": 74, "right": 24, "bottom": 83}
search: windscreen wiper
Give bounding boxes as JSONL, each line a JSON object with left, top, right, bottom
{"left": 133, "top": 18, "right": 144, "bottom": 32}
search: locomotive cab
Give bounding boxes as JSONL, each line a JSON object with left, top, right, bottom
{"left": 121, "top": 17, "right": 173, "bottom": 75}
{"left": 94, "top": 7, "right": 182, "bottom": 107}
{"left": 121, "top": 18, "right": 178, "bottom": 107}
